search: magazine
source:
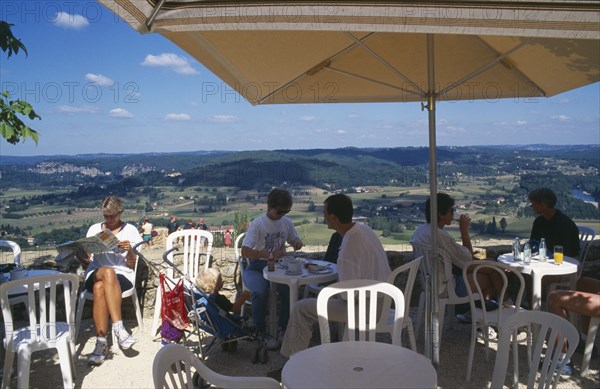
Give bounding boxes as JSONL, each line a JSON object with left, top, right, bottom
{"left": 56, "top": 230, "right": 121, "bottom": 260}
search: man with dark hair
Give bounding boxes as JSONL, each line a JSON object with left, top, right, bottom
{"left": 323, "top": 193, "right": 354, "bottom": 223}
{"left": 279, "top": 193, "right": 390, "bottom": 358}
{"left": 411, "top": 193, "right": 503, "bottom": 321}
{"left": 424, "top": 192, "right": 455, "bottom": 224}
{"left": 241, "top": 188, "right": 303, "bottom": 349}
{"left": 528, "top": 188, "right": 579, "bottom": 257}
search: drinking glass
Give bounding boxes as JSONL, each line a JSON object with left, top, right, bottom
{"left": 554, "top": 245, "right": 564, "bottom": 265}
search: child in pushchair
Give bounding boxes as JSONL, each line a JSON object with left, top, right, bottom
{"left": 137, "top": 245, "right": 269, "bottom": 363}
{"left": 195, "top": 268, "right": 251, "bottom": 318}
{"left": 193, "top": 268, "right": 252, "bottom": 353}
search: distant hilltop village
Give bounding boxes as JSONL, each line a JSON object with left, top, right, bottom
{"left": 28, "top": 162, "right": 155, "bottom": 177}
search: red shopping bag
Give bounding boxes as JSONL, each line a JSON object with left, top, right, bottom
{"left": 160, "top": 273, "right": 189, "bottom": 331}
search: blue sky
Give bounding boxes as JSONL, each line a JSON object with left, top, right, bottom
{"left": 1, "top": 0, "right": 599, "bottom": 157}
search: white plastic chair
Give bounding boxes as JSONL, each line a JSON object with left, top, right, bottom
{"left": 491, "top": 310, "right": 579, "bottom": 389}
{"left": 76, "top": 252, "right": 144, "bottom": 343}
{"left": 547, "top": 226, "right": 596, "bottom": 295}
{"left": 0, "top": 240, "right": 21, "bottom": 266}
{"left": 0, "top": 240, "right": 29, "bottom": 307}
{"left": 464, "top": 261, "right": 530, "bottom": 381}
{"left": 376, "top": 256, "right": 421, "bottom": 351}
{"left": 412, "top": 242, "right": 470, "bottom": 344}
{"left": 0, "top": 273, "right": 80, "bottom": 389}
{"left": 577, "top": 226, "right": 597, "bottom": 268}
{"left": 152, "top": 343, "right": 280, "bottom": 389}
{"left": 317, "top": 279, "right": 405, "bottom": 346}
{"left": 151, "top": 229, "right": 214, "bottom": 336}
{"left": 581, "top": 315, "right": 599, "bottom": 376}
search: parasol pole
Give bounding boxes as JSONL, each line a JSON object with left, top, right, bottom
{"left": 424, "top": 33, "right": 440, "bottom": 368}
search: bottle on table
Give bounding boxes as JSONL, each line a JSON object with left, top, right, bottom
{"left": 523, "top": 242, "right": 531, "bottom": 264}
{"left": 268, "top": 250, "right": 275, "bottom": 272}
{"left": 513, "top": 238, "right": 521, "bottom": 262}
{"left": 539, "top": 238, "right": 547, "bottom": 262}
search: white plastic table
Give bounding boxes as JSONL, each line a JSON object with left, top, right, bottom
{"left": 2, "top": 269, "right": 60, "bottom": 297}
{"left": 497, "top": 253, "right": 578, "bottom": 310}
{"left": 282, "top": 341, "right": 437, "bottom": 389}
{"left": 263, "top": 259, "right": 337, "bottom": 334}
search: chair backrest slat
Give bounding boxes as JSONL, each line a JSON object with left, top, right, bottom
{"left": 0, "top": 273, "right": 80, "bottom": 347}
{"left": 577, "top": 225, "right": 596, "bottom": 274}
{"left": 411, "top": 241, "right": 469, "bottom": 304}
{"left": 317, "top": 279, "right": 405, "bottom": 345}
{"left": 166, "top": 229, "right": 214, "bottom": 280}
{"left": 0, "top": 240, "right": 21, "bottom": 266}
{"left": 491, "top": 310, "right": 578, "bottom": 389}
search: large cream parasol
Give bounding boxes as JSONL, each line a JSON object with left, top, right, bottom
{"left": 98, "top": 0, "right": 600, "bottom": 365}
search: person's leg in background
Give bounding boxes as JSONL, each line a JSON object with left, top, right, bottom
{"left": 242, "top": 268, "right": 269, "bottom": 334}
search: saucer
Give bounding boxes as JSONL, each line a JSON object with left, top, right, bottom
{"left": 308, "top": 268, "right": 333, "bottom": 274}
{"left": 285, "top": 269, "right": 303, "bottom": 276}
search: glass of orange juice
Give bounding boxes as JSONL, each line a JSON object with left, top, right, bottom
{"left": 554, "top": 245, "right": 564, "bottom": 265}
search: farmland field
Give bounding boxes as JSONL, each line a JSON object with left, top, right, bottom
{"left": 2, "top": 178, "right": 598, "bottom": 248}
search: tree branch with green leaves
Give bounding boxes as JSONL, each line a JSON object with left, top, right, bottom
{"left": 1, "top": 21, "right": 41, "bottom": 145}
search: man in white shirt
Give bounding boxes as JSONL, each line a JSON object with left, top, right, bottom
{"left": 411, "top": 193, "right": 503, "bottom": 312}
{"left": 279, "top": 193, "right": 391, "bottom": 358}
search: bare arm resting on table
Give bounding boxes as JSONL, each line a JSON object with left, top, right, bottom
{"left": 242, "top": 246, "right": 289, "bottom": 261}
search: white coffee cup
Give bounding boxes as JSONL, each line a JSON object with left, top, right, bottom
{"left": 281, "top": 256, "right": 291, "bottom": 268}
{"left": 10, "top": 268, "right": 27, "bottom": 280}
{"left": 287, "top": 259, "right": 301, "bottom": 273}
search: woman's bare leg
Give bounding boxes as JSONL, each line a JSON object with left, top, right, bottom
{"left": 92, "top": 267, "right": 123, "bottom": 336}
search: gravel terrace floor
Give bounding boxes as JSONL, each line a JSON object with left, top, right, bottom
{"left": 1, "top": 311, "right": 598, "bottom": 388}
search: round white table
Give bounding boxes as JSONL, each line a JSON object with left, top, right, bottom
{"left": 263, "top": 259, "right": 337, "bottom": 310}
{"left": 497, "top": 253, "right": 578, "bottom": 310}
{"left": 282, "top": 341, "right": 437, "bottom": 389}
{"left": 263, "top": 259, "right": 337, "bottom": 335}
{"left": 2, "top": 269, "right": 62, "bottom": 296}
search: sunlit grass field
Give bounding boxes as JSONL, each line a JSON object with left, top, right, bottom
{"left": 2, "top": 181, "right": 598, "bottom": 247}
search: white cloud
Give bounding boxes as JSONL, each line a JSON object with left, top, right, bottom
{"left": 300, "top": 115, "right": 317, "bottom": 122}
{"left": 165, "top": 113, "right": 191, "bottom": 121}
{"left": 348, "top": 113, "right": 359, "bottom": 119}
{"left": 336, "top": 129, "right": 347, "bottom": 134}
{"left": 551, "top": 114, "right": 571, "bottom": 122}
{"left": 85, "top": 73, "right": 114, "bottom": 86}
{"left": 443, "top": 126, "right": 466, "bottom": 135}
{"left": 141, "top": 53, "right": 199, "bottom": 75}
{"left": 53, "top": 12, "right": 89, "bottom": 29}
{"left": 516, "top": 120, "right": 527, "bottom": 126}
{"left": 57, "top": 105, "right": 98, "bottom": 114}
{"left": 209, "top": 115, "right": 239, "bottom": 123}
{"left": 109, "top": 108, "right": 133, "bottom": 118}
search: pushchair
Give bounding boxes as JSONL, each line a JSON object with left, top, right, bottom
{"left": 135, "top": 245, "right": 268, "bottom": 363}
